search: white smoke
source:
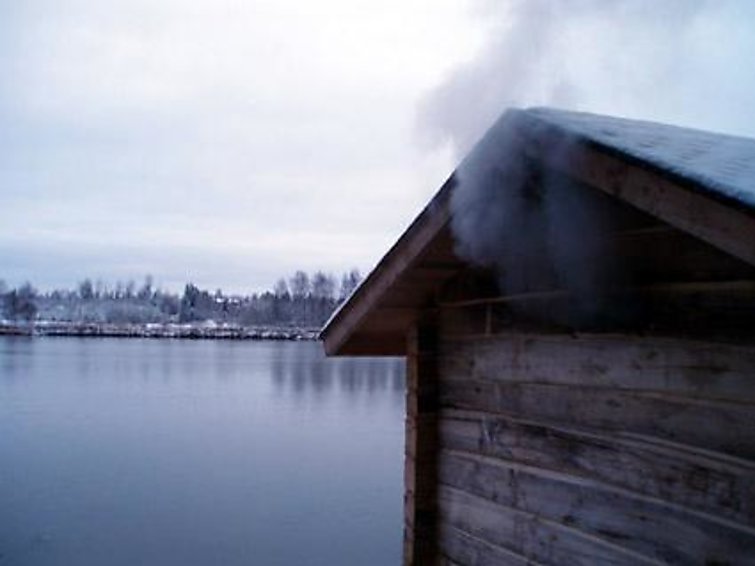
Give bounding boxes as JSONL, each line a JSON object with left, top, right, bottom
{"left": 451, "top": 113, "right": 623, "bottom": 325}
{"left": 427, "top": 0, "right": 755, "bottom": 325}
{"left": 422, "top": 0, "right": 755, "bottom": 157}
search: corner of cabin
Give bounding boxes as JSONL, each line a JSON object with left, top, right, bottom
{"left": 322, "top": 108, "right": 755, "bottom": 566}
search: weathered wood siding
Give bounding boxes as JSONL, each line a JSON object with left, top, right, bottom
{"left": 434, "top": 314, "right": 755, "bottom": 565}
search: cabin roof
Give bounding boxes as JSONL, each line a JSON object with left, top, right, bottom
{"left": 321, "top": 108, "right": 755, "bottom": 356}
{"left": 527, "top": 108, "right": 755, "bottom": 213}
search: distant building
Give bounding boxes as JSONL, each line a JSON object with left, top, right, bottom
{"left": 322, "top": 109, "right": 755, "bottom": 565}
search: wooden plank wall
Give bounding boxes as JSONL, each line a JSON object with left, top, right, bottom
{"left": 433, "top": 309, "right": 755, "bottom": 565}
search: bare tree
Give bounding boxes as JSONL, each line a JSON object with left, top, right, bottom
{"left": 95, "top": 279, "right": 106, "bottom": 299}
{"left": 124, "top": 280, "right": 136, "bottom": 300}
{"left": 5, "top": 283, "right": 37, "bottom": 322}
{"left": 8, "top": 269, "right": 349, "bottom": 328}
{"left": 311, "top": 272, "right": 336, "bottom": 300}
{"left": 137, "top": 275, "right": 154, "bottom": 301}
{"left": 274, "top": 278, "right": 290, "bottom": 299}
{"left": 289, "top": 271, "right": 310, "bottom": 299}
{"left": 78, "top": 279, "right": 94, "bottom": 301}
{"left": 339, "top": 269, "right": 362, "bottom": 300}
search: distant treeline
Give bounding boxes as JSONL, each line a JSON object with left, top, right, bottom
{"left": 0, "top": 269, "right": 362, "bottom": 328}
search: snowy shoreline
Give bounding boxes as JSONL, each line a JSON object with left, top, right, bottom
{"left": 0, "top": 320, "right": 320, "bottom": 341}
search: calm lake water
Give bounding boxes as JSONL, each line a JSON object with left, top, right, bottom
{"left": 0, "top": 337, "right": 405, "bottom": 566}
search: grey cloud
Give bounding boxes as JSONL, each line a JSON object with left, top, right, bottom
{"left": 1, "top": 0, "right": 457, "bottom": 291}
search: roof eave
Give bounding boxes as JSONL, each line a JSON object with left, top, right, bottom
{"left": 320, "top": 175, "right": 456, "bottom": 356}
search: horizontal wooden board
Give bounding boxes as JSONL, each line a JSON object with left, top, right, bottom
{"left": 439, "top": 449, "right": 755, "bottom": 564}
{"left": 439, "top": 288, "right": 755, "bottom": 342}
{"left": 440, "top": 379, "right": 755, "bottom": 460}
{"left": 438, "top": 485, "right": 662, "bottom": 565}
{"left": 439, "top": 334, "right": 755, "bottom": 402}
{"left": 439, "top": 409, "right": 755, "bottom": 527}
{"left": 437, "top": 523, "right": 533, "bottom": 566}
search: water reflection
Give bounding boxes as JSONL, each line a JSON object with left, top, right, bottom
{"left": 0, "top": 336, "right": 35, "bottom": 382}
{"left": 0, "top": 338, "right": 406, "bottom": 399}
{"left": 268, "top": 342, "right": 405, "bottom": 400}
{"left": 0, "top": 337, "right": 405, "bottom": 566}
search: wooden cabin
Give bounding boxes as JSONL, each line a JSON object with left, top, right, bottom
{"left": 321, "top": 108, "right": 755, "bottom": 565}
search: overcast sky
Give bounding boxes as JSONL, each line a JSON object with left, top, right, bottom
{"left": 2, "top": 1, "right": 754, "bottom": 293}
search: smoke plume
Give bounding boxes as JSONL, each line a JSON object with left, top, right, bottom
{"left": 451, "top": 113, "right": 622, "bottom": 326}
{"left": 429, "top": 0, "right": 755, "bottom": 326}
{"left": 422, "top": 0, "right": 755, "bottom": 156}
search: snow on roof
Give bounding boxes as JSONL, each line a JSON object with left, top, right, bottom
{"left": 527, "top": 108, "right": 755, "bottom": 212}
